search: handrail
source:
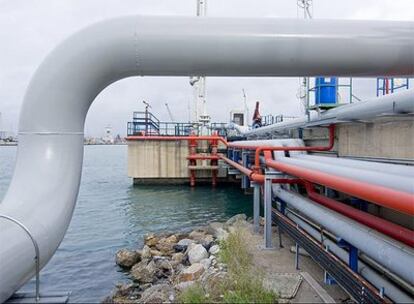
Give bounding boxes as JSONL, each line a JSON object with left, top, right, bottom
{"left": 0, "top": 215, "right": 40, "bottom": 303}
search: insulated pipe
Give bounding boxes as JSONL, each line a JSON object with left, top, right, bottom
{"left": 273, "top": 186, "right": 414, "bottom": 284}
{"left": 245, "top": 89, "right": 414, "bottom": 137}
{"left": 294, "top": 154, "right": 414, "bottom": 178}
{"left": 284, "top": 211, "right": 414, "bottom": 303}
{"left": 277, "top": 155, "right": 414, "bottom": 194}
{"left": 1, "top": 16, "right": 414, "bottom": 302}
{"left": 266, "top": 158, "right": 414, "bottom": 215}
{"left": 304, "top": 183, "right": 414, "bottom": 247}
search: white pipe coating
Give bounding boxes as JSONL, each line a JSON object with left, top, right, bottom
{"left": 273, "top": 186, "right": 414, "bottom": 284}
{"left": 1, "top": 16, "right": 414, "bottom": 302}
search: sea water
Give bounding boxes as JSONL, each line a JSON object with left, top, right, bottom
{"left": 0, "top": 145, "right": 252, "bottom": 302}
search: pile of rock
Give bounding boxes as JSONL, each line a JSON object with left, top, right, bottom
{"left": 104, "top": 214, "right": 248, "bottom": 303}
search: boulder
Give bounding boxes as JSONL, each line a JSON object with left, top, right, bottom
{"left": 209, "top": 245, "right": 220, "bottom": 255}
{"left": 144, "top": 233, "right": 159, "bottom": 247}
{"left": 174, "top": 239, "right": 195, "bottom": 252}
{"left": 200, "top": 268, "right": 227, "bottom": 291}
{"left": 150, "top": 249, "right": 163, "bottom": 257}
{"left": 115, "top": 249, "right": 140, "bottom": 268}
{"left": 199, "top": 234, "right": 214, "bottom": 250}
{"left": 188, "top": 244, "right": 208, "bottom": 265}
{"left": 178, "top": 263, "right": 205, "bottom": 282}
{"left": 131, "top": 260, "right": 157, "bottom": 283}
{"left": 207, "top": 222, "right": 225, "bottom": 237}
{"left": 112, "top": 283, "right": 136, "bottom": 298}
{"left": 141, "top": 245, "right": 152, "bottom": 260}
{"left": 140, "top": 284, "right": 176, "bottom": 304}
{"left": 226, "top": 214, "right": 247, "bottom": 226}
{"left": 172, "top": 252, "right": 184, "bottom": 265}
{"left": 215, "top": 228, "right": 229, "bottom": 241}
{"left": 199, "top": 258, "right": 211, "bottom": 270}
{"left": 155, "top": 238, "right": 176, "bottom": 256}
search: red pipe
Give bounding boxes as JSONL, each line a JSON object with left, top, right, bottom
{"left": 126, "top": 135, "right": 229, "bottom": 146}
{"left": 304, "top": 183, "right": 414, "bottom": 247}
{"left": 266, "top": 159, "right": 414, "bottom": 216}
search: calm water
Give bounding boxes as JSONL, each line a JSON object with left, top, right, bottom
{"left": 0, "top": 145, "right": 252, "bottom": 303}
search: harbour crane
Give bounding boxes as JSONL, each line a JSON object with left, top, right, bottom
{"left": 165, "top": 102, "right": 175, "bottom": 122}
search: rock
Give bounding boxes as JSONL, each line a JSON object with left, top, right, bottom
{"left": 200, "top": 234, "right": 214, "bottom": 250}
{"left": 226, "top": 213, "right": 247, "bottom": 226}
{"left": 200, "top": 268, "right": 227, "bottom": 291}
{"left": 150, "top": 249, "right": 163, "bottom": 257}
{"left": 141, "top": 245, "right": 152, "bottom": 260}
{"left": 112, "top": 283, "right": 136, "bottom": 297}
{"left": 188, "top": 244, "right": 208, "bottom": 264}
{"left": 174, "top": 239, "right": 195, "bottom": 252}
{"left": 207, "top": 222, "right": 225, "bottom": 237}
{"left": 178, "top": 238, "right": 195, "bottom": 247}
{"left": 260, "top": 216, "right": 265, "bottom": 226}
{"left": 215, "top": 228, "right": 229, "bottom": 241}
{"left": 115, "top": 249, "right": 140, "bottom": 268}
{"left": 166, "top": 234, "right": 178, "bottom": 244}
{"left": 144, "top": 233, "right": 159, "bottom": 247}
{"left": 140, "top": 284, "right": 176, "bottom": 304}
{"left": 178, "top": 263, "right": 205, "bottom": 282}
{"left": 174, "top": 281, "right": 195, "bottom": 292}
{"left": 199, "top": 258, "right": 211, "bottom": 269}
{"left": 209, "top": 245, "right": 220, "bottom": 255}
{"left": 172, "top": 252, "right": 184, "bottom": 265}
{"left": 155, "top": 237, "right": 176, "bottom": 256}
{"left": 189, "top": 230, "right": 206, "bottom": 242}
{"left": 131, "top": 260, "right": 157, "bottom": 283}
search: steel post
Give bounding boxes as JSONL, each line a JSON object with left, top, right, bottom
{"left": 264, "top": 174, "right": 273, "bottom": 248}
{"left": 253, "top": 182, "right": 260, "bottom": 233}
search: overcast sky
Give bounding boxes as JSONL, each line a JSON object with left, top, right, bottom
{"left": 0, "top": 0, "right": 413, "bottom": 137}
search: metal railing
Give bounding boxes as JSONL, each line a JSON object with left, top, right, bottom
{"left": 0, "top": 215, "right": 40, "bottom": 303}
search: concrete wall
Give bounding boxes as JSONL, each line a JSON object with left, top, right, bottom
{"left": 128, "top": 141, "right": 189, "bottom": 178}
{"left": 128, "top": 140, "right": 227, "bottom": 183}
{"left": 337, "top": 117, "right": 414, "bottom": 160}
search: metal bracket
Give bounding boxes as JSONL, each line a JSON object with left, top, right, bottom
{"left": 0, "top": 215, "right": 40, "bottom": 303}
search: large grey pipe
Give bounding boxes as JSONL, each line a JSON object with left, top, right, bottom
{"left": 1, "top": 16, "right": 414, "bottom": 302}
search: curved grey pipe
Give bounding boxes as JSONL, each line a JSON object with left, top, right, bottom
{"left": 1, "top": 16, "right": 414, "bottom": 302}
{"left": 273, "top": 186, "right": 414, "bottom": 284}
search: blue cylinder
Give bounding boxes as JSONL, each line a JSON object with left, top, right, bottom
{"left": 315, "top": 77, "right": 338, "bottom": 105}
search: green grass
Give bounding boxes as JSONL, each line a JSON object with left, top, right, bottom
{"left": 178, "top": 284, "right": 207, "bottom": 303}
{"left": 179, "top": 229, "right": 277, "bottom": 303}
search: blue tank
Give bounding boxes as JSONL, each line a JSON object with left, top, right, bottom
{"left": 315, "top": 77, "right": 338, "bottom": 105}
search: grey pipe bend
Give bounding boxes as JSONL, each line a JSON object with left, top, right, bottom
{"left": 1, "top": 16, "right": 414, "bottom": 302}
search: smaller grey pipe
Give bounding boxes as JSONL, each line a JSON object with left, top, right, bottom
{"left": 276, "top": 156, "right": 414, "bottom": 194}
{"left": 285, "top": 211, "right": 414, "bottom": 303}
{"left": 293, "top": 154, "right": 414, "bottom": 178}
{"left": 245, "top": 89, "right": 414, "bottom": 137}
{"left": 274, "top": 186, "right": 414, "bottom": 284}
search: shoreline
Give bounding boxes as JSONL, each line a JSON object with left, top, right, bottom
{"left": 104, "top": 214, "right": 348, "bottom": 304}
